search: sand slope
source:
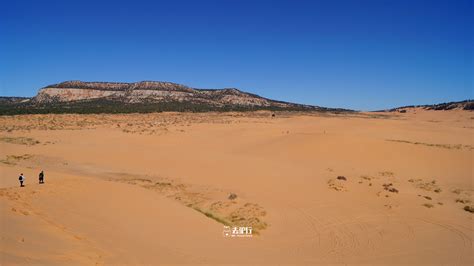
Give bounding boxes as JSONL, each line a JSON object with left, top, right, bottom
{"left": 0, "top": 110, "right": 473, "bottom": 264}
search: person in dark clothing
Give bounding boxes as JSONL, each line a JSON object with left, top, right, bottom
{"left": 39, "top": 171, "right": 44, "bottom": 184}
{"left": 19, "top": 173, "right": 25, "bottom": 187}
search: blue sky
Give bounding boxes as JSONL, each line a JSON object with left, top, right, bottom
{"left": 1, "top": 0, "right": 472, "bottom": 110}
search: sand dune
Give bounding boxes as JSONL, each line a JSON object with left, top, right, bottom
{"left": 1, "top": 109, "right": 473, "bottom": 264}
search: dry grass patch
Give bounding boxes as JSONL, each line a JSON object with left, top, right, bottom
{"left": 0, "top": 136, "right": 40, "bottom": 145}
{"left": 455, "top": 198, "right": 471, "bottom": 204}
{"left": 0, "top": 154, "right": 34, "bottom": 165}
{"left": 452, "top": 189, "right": 462, "bottom": 195}
{"left": 327, "top": 178, "right": 347, "bottom": 192}
{"left": 386, "top": 139, "right": 473, "bottom": 150}
{"left": 379, "top": 171, "right": 395, "bottom": 177}
{"left": 410, "top": 179, "right": 442, "bottom": 192}
{"left": 111, "top": 174, "right": 268, "bottom": 233}
{"left": 382, "top": 183, "right": 399, "bottom": 193}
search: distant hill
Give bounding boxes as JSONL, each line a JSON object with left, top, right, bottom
{"left": 2, "top": 81, "right": 470, "bottom": 115}
{"left": 0, "top": 96, "right": 30, "bottom": 104}
{"left": 0, "top": 81, "right": 352, "bottom": 115}
{"left": 384, "top": 100, "right": 474, "bottom": 113}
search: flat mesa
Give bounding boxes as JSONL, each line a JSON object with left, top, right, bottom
{"left": 1, "top": 80, "right": 345, "bottom": 115}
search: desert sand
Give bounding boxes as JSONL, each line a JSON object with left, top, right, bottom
{"left": 0, "top": 109, "right": 473, "bottom": 265}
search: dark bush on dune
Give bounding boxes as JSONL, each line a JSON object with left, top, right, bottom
{"left": 228, "top": 193, "right": 238, "bottom": 200}
{"left": 463, "top": 206, "right": 474, "bottom": 213}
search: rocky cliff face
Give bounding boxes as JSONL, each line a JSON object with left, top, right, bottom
{"left": 33, "top": 81, "right": 302, "bottom": 108}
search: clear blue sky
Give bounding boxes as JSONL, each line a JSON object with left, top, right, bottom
{"left": 1, "top": 0, "right": 472, "bottom": 110}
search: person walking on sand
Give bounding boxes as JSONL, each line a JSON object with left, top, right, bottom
{"left": 39, "top": 170, "right": 44, "bottom": 184}
{"left": 19, "top": 173, "right": 25, "bottom": 187}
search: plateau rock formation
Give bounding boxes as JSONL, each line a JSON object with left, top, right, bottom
{"left": 33, "top": 81, "right": 308, "bottom": 108}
